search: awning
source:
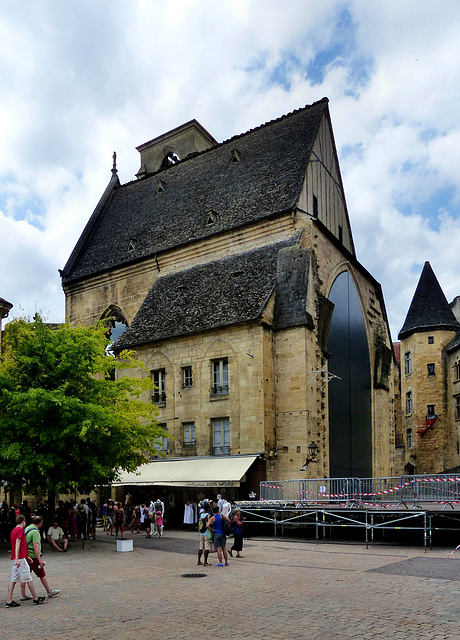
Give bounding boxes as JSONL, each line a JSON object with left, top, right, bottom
{"left": 112, "top": 455, "right": 259, "bottom": 488}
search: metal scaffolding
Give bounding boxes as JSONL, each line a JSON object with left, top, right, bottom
{"left": 234, "top": 474, "right": 460, "bottom": 548}
{"left": 259, "top": 474, "right": 460, "bottom": 509}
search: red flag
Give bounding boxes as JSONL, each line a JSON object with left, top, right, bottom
{"left": 417, "top": 415, "right": 437, "bottom": 436}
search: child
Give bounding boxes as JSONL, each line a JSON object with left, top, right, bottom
{"left": 155, "top": 511, "right": 163, "bottom": 537}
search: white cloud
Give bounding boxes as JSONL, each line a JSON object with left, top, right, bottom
{"left": 0, "top": 0, "right": 458, "bottom": 341}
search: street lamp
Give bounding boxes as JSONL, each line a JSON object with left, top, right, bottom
{"left": 301, "top": 441, "right": 319, "bottom": 471}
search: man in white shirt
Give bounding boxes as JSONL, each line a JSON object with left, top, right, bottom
{"left": 47, "top": 521, "right": 68, "bottom": 552}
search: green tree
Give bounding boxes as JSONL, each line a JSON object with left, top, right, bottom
{"left": 0, "top": 315, "right": 162, "bottom": 494}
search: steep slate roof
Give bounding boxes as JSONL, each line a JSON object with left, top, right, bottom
{"left": 398, "top": 262, "right": 460, "bottom": 340}
{"left": 61, "top": 99, "right": 329, "bottom": 284}
{"left": 113, "top": 235, "right": 300, "bottom": 349}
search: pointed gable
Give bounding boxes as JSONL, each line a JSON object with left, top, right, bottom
{"left": 398, "top": 262, "right": 460, "bottom": 339}
{"left": 61, "top": 99, "right": 329, "bottom": 284}
{"left": 61, "top": 163, "right": 120, "bottom": 279}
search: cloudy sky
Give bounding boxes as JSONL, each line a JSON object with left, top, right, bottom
{"left": 1, "top": 0, "right": 459, "bottom": 340}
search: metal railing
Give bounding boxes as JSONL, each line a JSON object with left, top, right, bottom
{"left": 260, "top": 474, "right": 460, "bottom": 509}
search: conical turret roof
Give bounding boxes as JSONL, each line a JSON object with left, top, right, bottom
{"left": 398, "top": 262, "right": 460, "bottom": 339}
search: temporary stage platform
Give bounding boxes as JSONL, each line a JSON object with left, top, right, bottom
{"left": 235, "top": 474, "right": 460, "bottom": 548}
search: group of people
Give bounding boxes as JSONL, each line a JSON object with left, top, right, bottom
{"left": 197, "top": 493, "right": 246, "bottom": 567}
{"left": 54, "top": 497, "right": 98, "bottom": 541}
{"left": 6, "top": 514, "right": 62, "bottom": 608}
{"left": 101, "top": 498, "right": 165, "bottom": 539}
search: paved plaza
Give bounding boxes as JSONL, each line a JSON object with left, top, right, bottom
{"left": 2, "top": 530, "right": 460, "bottom": 639}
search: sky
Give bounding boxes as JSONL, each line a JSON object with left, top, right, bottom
{"left": 0, "top": 0, "right": 459, "bottom": 340}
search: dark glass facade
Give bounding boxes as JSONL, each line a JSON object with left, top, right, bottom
{"left": 327, "top": 271, "right": 372, "bottom": 477}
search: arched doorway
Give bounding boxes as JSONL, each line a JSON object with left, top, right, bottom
{"left": 327, "top": 271, "right": 372, "bottom": 478}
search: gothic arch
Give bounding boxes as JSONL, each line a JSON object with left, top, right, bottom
{"left": 100, "top": 305, "right": 129, "bottom": 349}
{"left": 327, "top": 270, "right": 372, "bottom": 478}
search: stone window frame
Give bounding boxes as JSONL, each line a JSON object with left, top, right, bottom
{"left": 455, "top": 395, "right": 460, "bottom": 421}
{"left": 427, "top": 404, "right": 436, "bottom": 417}
{"left": 405, "top": 391, "right": 413, "bottom": 415}
{"left": 454, "top": 362, "right": 460, "bottom": 383}
{"left": 183, "top": 421, "right": 196, "bottom": 446}
{"left": 182, "top": 365, "right": 193, "bottom": 389}
{"left": 152, "top": 368, "right": 166, "bottom": 405}
{"left": 404, "top": 351, "right": 412, "bottom": 376}
{"left": 150, "top": 422, "right": 168, "bottom": 459}
{"left": 212, "top": 417, "right": 230, "bottom": 455}
{"left": 407, "top": 428, "right": 413, "bottom": 449}
{"left": 211, "top": 358, "right": 229, "bottom": 397}
{"left": 427, "top": 363, "right": 435, "bottom": 377}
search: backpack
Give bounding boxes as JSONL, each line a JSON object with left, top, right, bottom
{"left": 199, "top": 513, "right": 208, "bottom": 533}
{"left": 76, "top": 505, "right": 87, "bottom": 523}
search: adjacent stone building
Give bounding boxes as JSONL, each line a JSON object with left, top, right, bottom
{"left": 61, "top": 98, "right": 396, "bottom": 505}
{"left": 396, "top": 262, "right": 460, "bottom": 474}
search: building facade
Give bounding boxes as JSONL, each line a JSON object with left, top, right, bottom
{"left": 61, "top": 99, "right": 396, "bottom": 505}
{"left": 395, "top": 262, "right": 460, "bottom": 474}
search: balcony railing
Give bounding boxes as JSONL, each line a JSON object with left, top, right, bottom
{"left": 211, "top": 385, "right": 229, "bottom": 397}
{"left": 211, "top": 445, "right": 231, "bottom": 456}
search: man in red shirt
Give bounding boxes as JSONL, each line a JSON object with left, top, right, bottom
{"left": 6, "top": 515, "right": 45, "bottom": 608}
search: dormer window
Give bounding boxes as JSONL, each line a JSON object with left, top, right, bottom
{"left": 127, "top": 239, "right": 136, "bottom": 252}
{"left": 157, "top": 180, "right": 166, "bottom": 193}
{"left": 206, "top": 210, "right": 218, "bottom": 225}
{"left": 231, "top": 149, "right": 241, "bottom": 162}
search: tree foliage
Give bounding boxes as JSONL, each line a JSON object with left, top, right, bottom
{"left": 0, "top": 316, "right": 162, "bottom": 494}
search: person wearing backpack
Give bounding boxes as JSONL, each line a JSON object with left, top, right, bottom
{"left": 207, "top": 506, "right": 231, "bottom": 567}
{"left": 197, "top": 502, "right": 212, "bottom": 566}
{"left": 21, "top": 516, "right": 60, "bottom": 600}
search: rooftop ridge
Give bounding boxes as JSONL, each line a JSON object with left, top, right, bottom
{"left": 120, "top": 98, "right": 329, "bottom": 188}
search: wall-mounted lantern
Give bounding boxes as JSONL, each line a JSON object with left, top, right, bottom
{"left": 301, "top": 441, "right": 319, "bottom": 470}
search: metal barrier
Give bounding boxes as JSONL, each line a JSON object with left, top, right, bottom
{"left": 260, "top": 474, "right": 460, "bottom": 508}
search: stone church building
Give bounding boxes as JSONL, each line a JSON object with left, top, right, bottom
{"left": 61, "top": 98, "right": 396, "bottom": 503}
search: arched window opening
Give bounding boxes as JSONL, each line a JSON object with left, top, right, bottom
{"left": 160, "top": 151, "right": 180, "bottom": 170}
{"left": 101, "top": 307, "right": 128, "bottom": 365}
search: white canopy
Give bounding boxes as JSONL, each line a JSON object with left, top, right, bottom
{"left": 112, "top": 455, "right": 259, "bottom": 488}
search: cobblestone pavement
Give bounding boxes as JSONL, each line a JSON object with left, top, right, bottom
{"left": 2, "top": 531, "right": 460, "bottom": 640}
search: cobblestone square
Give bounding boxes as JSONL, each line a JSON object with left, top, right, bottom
{"left": 2, "top": 531, "right": 460, "bottom": 639}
